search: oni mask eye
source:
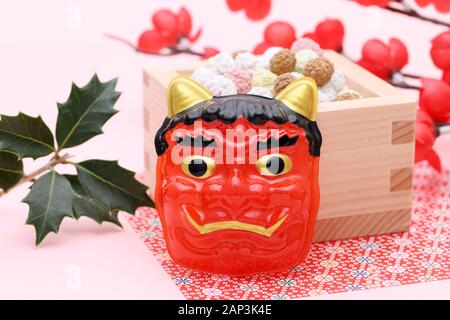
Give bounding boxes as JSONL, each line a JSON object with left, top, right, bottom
{"left": 256, "top": 154, "right": 292, "bottom": 176}
{"left": 181, "top": 156, "right": 216, "bottom": 179}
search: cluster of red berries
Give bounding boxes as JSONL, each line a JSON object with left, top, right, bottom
{"left": 431, "top": 31, "right": 450, "bottom": 85}
{"left": 416, "top": 76, "right": 450, "bottom": 171}
{"left": 422, "top": 31, "right": 450, "bottom": 134}
{"left": 355, "top": 0, "right": 391, "bottom": 6}
{"left": 304, "top": 19, "right": 345, "bottom": 52}
{"left": 415, "top": 108, "right": 442, "bottom": 171}
{"left": 416, "top": 0, "right": 450, "bottom": 13}
{"left": 354, "top": 33, "right": 450, "bottom": 172}
{"left": 250, "top": 15, "right": 448, "bottom": 172}
{"left": 346, "top": 6, "right": 449, "bottom": 172}
{"left": 136, "top": 7, "right": 219, "bottom": 59}
{"left": 253, "top": 22, "right": 297, "bottom": 53}
{"left": 137, "top": 7, "right": 199, "bottom": 53}
{"left": 357, "top": 38, "right": 408, "bottom": 80}
{"left": 226, "top": 0, "right": 271, "bottom": 21}
{"left": 356, "top": 0, "right": 450, "bottom": 12}
{"left": 253, "top": 19, "right": 345, "bottom": 54}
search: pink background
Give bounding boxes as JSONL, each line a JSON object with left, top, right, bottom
{"left": 0, "top": 0, "right": 449, "bottom": 299}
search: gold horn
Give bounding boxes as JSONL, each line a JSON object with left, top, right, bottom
{"left": 275, "top": 77, "right": 318, "bottom": 121}
{"left": 166, "top": 76, "right": 213, "bottom": 118}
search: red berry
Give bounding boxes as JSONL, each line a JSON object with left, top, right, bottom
{"left": 314, "top": 19, "right": 345, "bottom": 51}
{"left": 355, "top": 0, "right": 391, "bottom": 6}
{"left": 303, "top": 32, "right": 319, "bottom": 43}
{"left": 426, "top": 150, "right": 441, "bottom": 171}
{"left": 415, "top": 125, "right": 441, "bottom": 171}
{"left": 177, "top": 7, "right": 192, "bottom": 37}
{"left": 253, "top": 42, "right": 271, "bottom": 54}
{"left": 431, "top": 31, "right": 450, "bottom": 71}
{"left": 415, "top": 122, "right": 440, "bottom": 171}
{"left": 152, "top": 9, "right": 179, "bottom": 40}
{"left": 137, "top": 29, "right": 170, "bottom": 53}
{"left": 245, "top": 0, "right": 271, "bottom": 21}
{"left": 362, "top": 39, "right": 390, "bottom": 63}
{"left": 358, "top": 38, "right": 408, "bottom": 78}
{"left": 415, "top": 0, "right": 450, "bottom": 13}
{"left": 188, "top": 28, "right": 202, "bottom": 44}
{"left": 388, "top": 38, "right": 408, "bottom": 71}
{"left": 226, "top": 0, "right": 249, "bottom": 11}
{"left": 416, "top": 122, "right": 435, "bottom": 150}
{"left": 358, "top": 39, "right": 391, "bottom": 79}
{"left": 416, "top": 108, "right": 435, "bottom": 131}
{"left": 202, "top": 47, "right": 220, "bottom": 59}
{"left": 443, "top": 69, "right": 450, "bottom": 85}
{"left": 357, "top": 58, "right": 391, "bottom": 80}
{"left": 263, "top": 21, "right": 296, "bottom": 48}
{"left": 415, "top": 108, "right": 441, "bottom": 171}
{"left": 435, "top": 0, "right": 450, "bottom": 12}
{"left": 419, "top": 78, "right": 450, "bottom": 123}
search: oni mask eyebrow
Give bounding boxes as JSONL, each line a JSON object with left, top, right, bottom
{"left": 175, "top": 135, "right": 217, "bottom": 148}
{"left": 257, "top": 135, "right": 299, "bottom": 151}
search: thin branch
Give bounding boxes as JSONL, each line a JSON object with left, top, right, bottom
{"left": 104, "top": 33, "right": 174, "bottom": 56}
{"left": 168, "top": 46, "right": 204, "bottom": 57}
{"left": 343, "top": 0, "right": 450, "bottom": 28}
{"left": 437, "top": 124, "right": 450, "bottom": 136}
{"left": 104, "top": 33, "right": 205, "bottom": 57}
{"left": 389, "top": 81, "right": 421, "bottom": 90}
{"left": 401, "top": 72, "right": 421, "bottom": 79}
{"left": 384, "top": 5, "right": 450, "bottom": 28}
{"left": 103, "top": 33, "right": 137, "bottom": 50}
{"left": 0, "top": 153, "right": 72, "bottom": 197}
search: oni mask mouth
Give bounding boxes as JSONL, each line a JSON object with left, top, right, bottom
{"left": 182, "top": 206, "right": 289, "bottom": 237}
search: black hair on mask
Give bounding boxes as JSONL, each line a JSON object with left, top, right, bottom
{"left": 154, "top": 94, "right": 322, "bottom": 157}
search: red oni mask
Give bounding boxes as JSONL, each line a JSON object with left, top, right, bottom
{"left": 154, "top": 76, "right": 321, "bottom": 275}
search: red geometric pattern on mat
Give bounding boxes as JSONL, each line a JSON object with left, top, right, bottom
{"left": 128, "top": 164, "right": 450, "bottom": 299}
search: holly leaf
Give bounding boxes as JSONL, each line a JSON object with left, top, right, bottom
{"left": 0, "top": 150, "right": 23, "bottom": 192}
{"left": 56, "top": 75, "right": 121, "bottom": 150}
{"left": 65, "top": 174, "right": 122, "bottom": 227}
{"left": 75, "top": 160, "right": 153, "bottom": 214}
{"left": 0, "top": 113, "right": 55, "bottom": 159}
{"left": 23, "top": 171, "right": 76, "bottom": 245}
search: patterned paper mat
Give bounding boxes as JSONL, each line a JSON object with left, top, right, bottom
{"left": 129, "top": 164, "right": 450, "bottom": 299}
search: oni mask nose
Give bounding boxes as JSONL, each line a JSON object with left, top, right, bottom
{"left": 227, "top": 168, "right": 249, "bottom": 192}
{"left": 219, "top": 168, "right": 251, "bottom": 213}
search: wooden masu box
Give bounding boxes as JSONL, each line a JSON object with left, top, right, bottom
{"left": 142, "top": 50, "right": 417, "bottom": 242}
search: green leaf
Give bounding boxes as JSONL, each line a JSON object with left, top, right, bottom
{"left": 0, "top": 150, "right": 24, "bottom": 192}
{"left": 75, "top": 160, "right": 153, "bottom": 214}
{"left": 56, "top": 74, "right": 121, "bottom": 150}
{"left": 65, "top": 174, "right": 122, "bottom": 227}
{"left": 0, "top": 113, "right": 55, "bottom": 159}
{"left": 23, "top": 171, "right": 76, "bottom": 245}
